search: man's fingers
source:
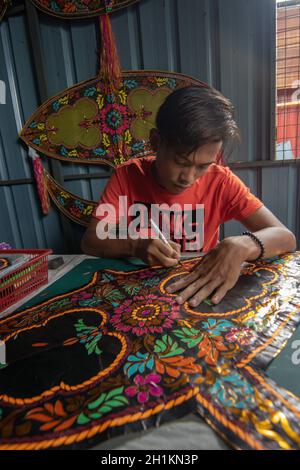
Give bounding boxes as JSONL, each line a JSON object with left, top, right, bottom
{"left": 192, "top": 258, "right": 209, "bottom": 275}
{"left": 169, "top": 240, "right": 181, "bottom": 254}
{"left": 165, "top": 270, "right": 202, "bottom": 293}
{"left": 149, "top": 244, "right": 179, "bottom": 267}
{"left": 156, "top": 239, "right": 180, "bottom": 259}
{"left": 187, "top": 278, "right": 224, "bottom": 307}
{"left": 210, "top": 283, "right": 232, "bottom": 304}
{"left": 172, "top": 275, "right": 214, "bottom": 304}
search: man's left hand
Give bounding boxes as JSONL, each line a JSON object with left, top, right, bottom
{"left": 166, "top": 236, "right": 251, "bottom": 306}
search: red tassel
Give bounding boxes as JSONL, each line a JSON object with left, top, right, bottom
{"left": 29, "top": 148, "right": 50, "bottom": 215}
{"left": 99, "top": 14, "right": 121, "bottom": 90}
{"left": 99, "top": 14, "right": 126, "bottom": 163}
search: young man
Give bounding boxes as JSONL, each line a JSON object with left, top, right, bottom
{"left": 81, "top": 86, "right": 296, "bottom": 307}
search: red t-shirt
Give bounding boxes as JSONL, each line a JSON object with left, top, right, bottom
{"left": 93, "top": 156, "right": 263, "bottom": 252}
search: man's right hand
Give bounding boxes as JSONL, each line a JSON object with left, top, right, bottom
{"left": 133, "top": 238, "right": 181, "bottom": 267}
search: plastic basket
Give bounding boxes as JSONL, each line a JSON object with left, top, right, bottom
{"left": 0, "top": 249, "right": 52, "bottom": 313}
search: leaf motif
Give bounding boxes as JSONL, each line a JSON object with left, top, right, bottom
{"left": 214, "top": 337, "right": 228, "bottom": 352}
{"left": 146, "top": 357, "right": 154, "bottom": 370}
{"left": 88, "top": 386, "right": 125, "bottom": 411}
{"left": 124, "top": 362, "right": 138, "bottom": 378}
{"left": 202, "top": 319, "right": 233, "bottom": 336}
{"left": 78, "top": 298, "right": 102, "bottom": 307}
{"left": 53, "top": 416, "right": 77, "bottom": 432}
{"left": 154, "top": 335, "right": 185, "bottom": 357}
{"left": 54, "top": 400, "right": 66, "bottom": 417}
{"left": 77, "top": 413, "right": 90, "bottom": 425}
{"left": 90, "top": 412, "right": 103, "bottom": 419}
{"left": 197, "top": 336, "right": 219, "bottom": 365}
{"left": 173, "top": 328, "right": 203, "bottom": 348}
{"left": 187, "top": 338, "right": 203, "bottom": 348}
{"left": 123, "top": 352, "right": 154, "bottom": 378}
{"left": 86, "top": 392, "right": 128, "bottom": 420}
{"left": 155, "top": 356, "right": 202, "bottom": 377}
{"left": 101, "top": 272, "right": 116, "bottom": 282}
{"left": 143, "top": 276, "right": 160, "bottom": 287}
{"left": 44, "top": 403, "right": 54, "bottom": 414}
{"left": 75, "top": 319, "right": 102, "bottom": 356}
{"left": 165, "top": 366, "right": 180, "bottom": 378}
{"left": 106, "top": 289, "right": 126, "bottom": 302}
{"left": 63, "top": 337, "right": 78, "bottom": 346}
{"left": 106, "top": 386, "right": 125, "bottom": 401}
{"left": 124, "top": 284, "right": 140, "bottom": 295}
{"left": 155, "top": 360, "right": 165, "bottom": 375}
{"left": 40, "top": 420, "right": 61, "bottom": 432}
{"left": 26, "top": 412, "right": 53, "bottom": 423}
{"left": 74, "top": 319, "right": 94, "bottom": 333}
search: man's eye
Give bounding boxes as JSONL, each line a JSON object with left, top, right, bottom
{"left": 176, "top": 158, "right": 188, "bottom": 166}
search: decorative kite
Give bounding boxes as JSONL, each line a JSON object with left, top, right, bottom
{"left": 44, "top": 169, "right": 96, "bottom": 226}
{"left": 20, "top": 5, "right": 207, "bottom": 220}
{"left": 20, "top": 70, "right": 204, "bottom": 168}
{"left": 30, "top": 0, "right": 139, "bottom": 19}
{"left": 0, "top": 253, "right": 300, "bottom": 449}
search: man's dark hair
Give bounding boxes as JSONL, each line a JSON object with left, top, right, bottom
{"left": 155, "top": 85, "right": 240, "bottom": 157}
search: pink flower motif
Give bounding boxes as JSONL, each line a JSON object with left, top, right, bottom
{"left": 99, "top": 104, "right": 129, "bottom": 135}
{"left": 138, "top": 270, "right": 159, "bottom": 280}
{"left": 111, "top": 294, "right": 180, "bottom": 336}
{"left": 125, "top": 374, "right": 163, "bottom": 403}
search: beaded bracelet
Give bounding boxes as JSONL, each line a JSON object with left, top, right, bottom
{"left": 242, "top": 231, "right": 265, "bottom": 261}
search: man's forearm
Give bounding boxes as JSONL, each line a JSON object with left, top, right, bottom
{"left": 225, "top": 227, "right": 297, "bottom": 262}
{"left": 81, "top": 234, "right": 136, "bottom": 258}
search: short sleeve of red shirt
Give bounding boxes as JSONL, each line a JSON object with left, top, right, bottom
{"left": 221, "top": 168, "right": 263, "bottom": 223}
{"left": 92, "top": 167, "right": 126, "bottom": 222}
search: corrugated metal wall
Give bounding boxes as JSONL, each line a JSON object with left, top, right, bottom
{"left": 0, "top": 0, "right": 298, "bottom": 253}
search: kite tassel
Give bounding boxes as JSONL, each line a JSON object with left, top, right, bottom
{"left": 99, "top": 13, "right": 121, "bottom": 89}
{"left": 28, "top": 147, "right": 50, "bottom": 215}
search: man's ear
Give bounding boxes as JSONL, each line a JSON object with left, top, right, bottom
{"left": 149, "top": 128, "right": 161, "bottom": 152}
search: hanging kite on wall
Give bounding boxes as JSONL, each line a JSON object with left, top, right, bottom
{"left": 20, "top": 11, "right": 206, "bottom": 168}
{"left": 44, "top": 170, "right": 96, "bottom": 226}
{"left": 20, "top": 70, "right": 203, "bottom": 167}
{"left": 19, "top": 3, "right": 207, "bottom": 223}
{"left": 29, "top": 0, "right": 139, "bottom": 19}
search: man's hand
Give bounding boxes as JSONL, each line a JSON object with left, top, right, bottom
{"left": 133, "top": 238, "right": 181, "bottom": 267}
{"left": 166, "top": 236, "right": 250, "bottom": 306}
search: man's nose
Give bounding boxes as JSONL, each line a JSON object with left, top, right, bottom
{"left": 180, "top": 167, "right": 196, "bottom": 184}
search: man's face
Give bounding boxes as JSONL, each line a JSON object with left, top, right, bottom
{"left": 150, "top": 130, "right": 222, "bottom": 194}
